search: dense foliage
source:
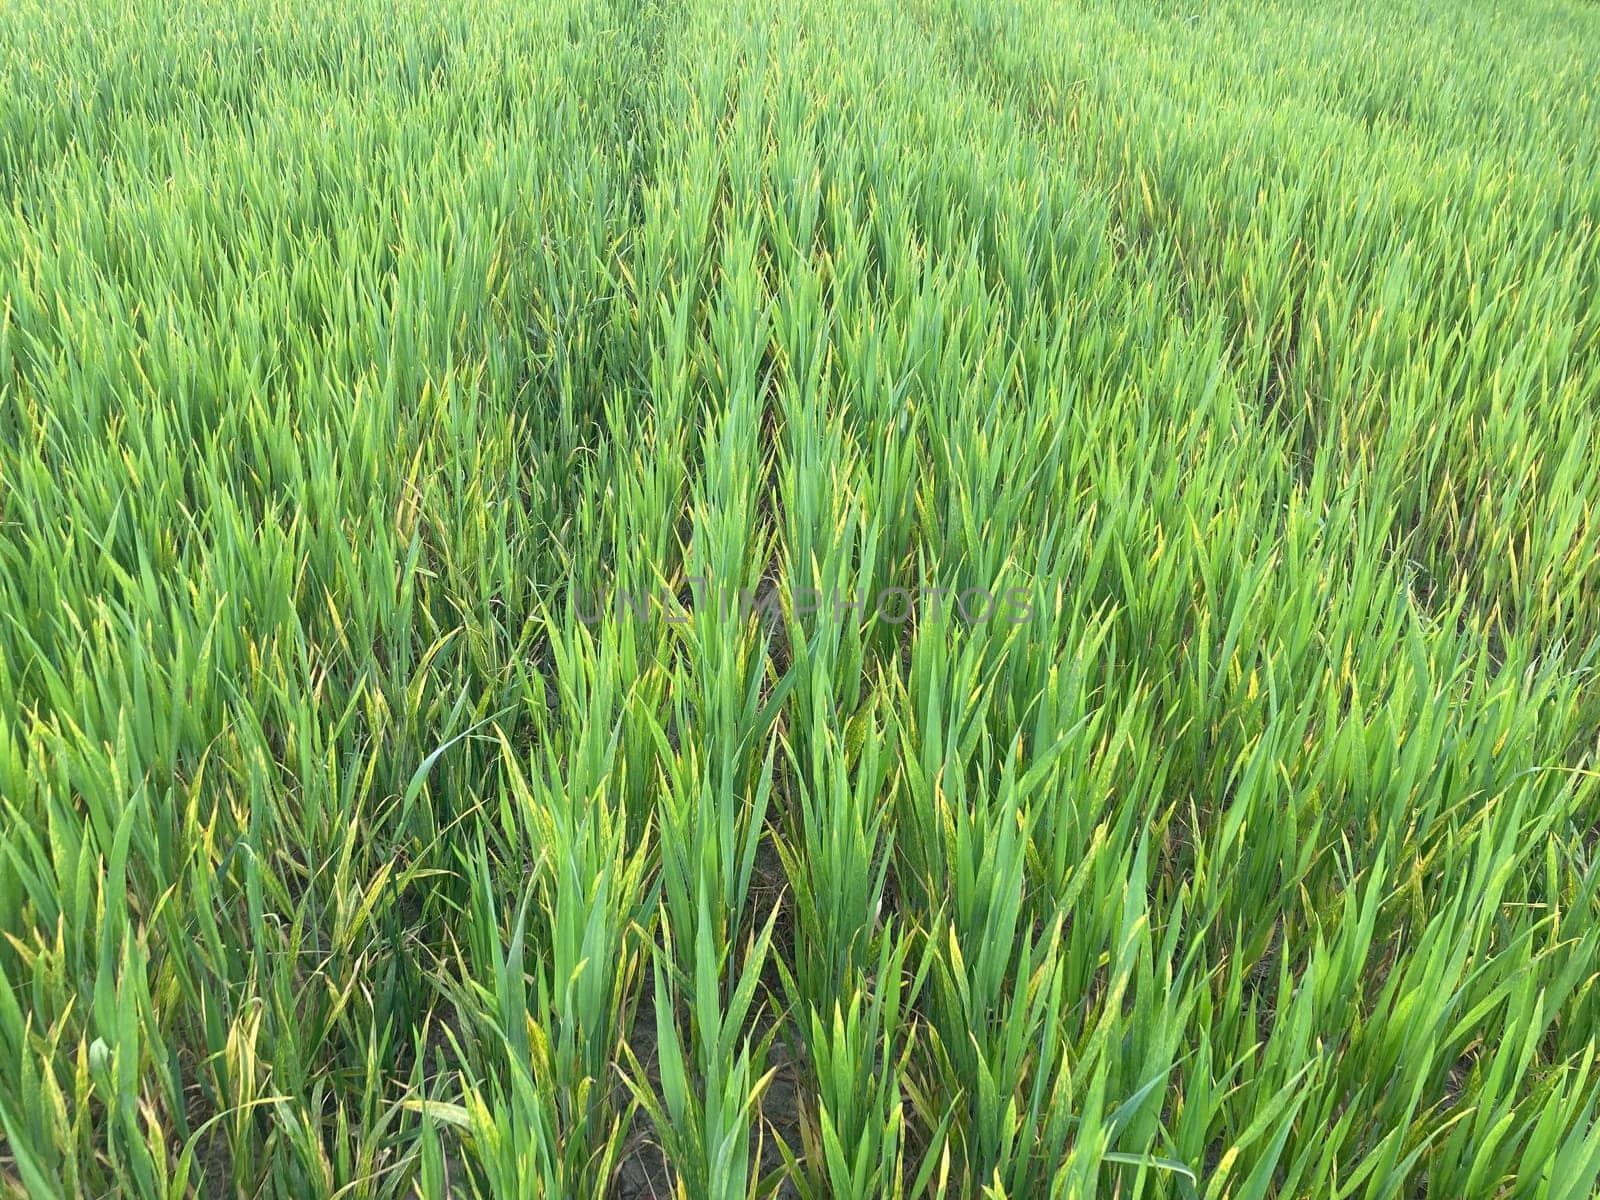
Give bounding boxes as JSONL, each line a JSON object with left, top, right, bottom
{"left": 2, "top": 0, "right": 1599, "bottom": 1195}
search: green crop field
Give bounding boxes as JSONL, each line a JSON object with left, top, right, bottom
{"left": 2, "top": 0, "right": 1599, "bottom": 1195}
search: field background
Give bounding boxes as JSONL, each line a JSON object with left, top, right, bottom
{"left": 2, "top": 0, "right": 1599, "bottom": 1196}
